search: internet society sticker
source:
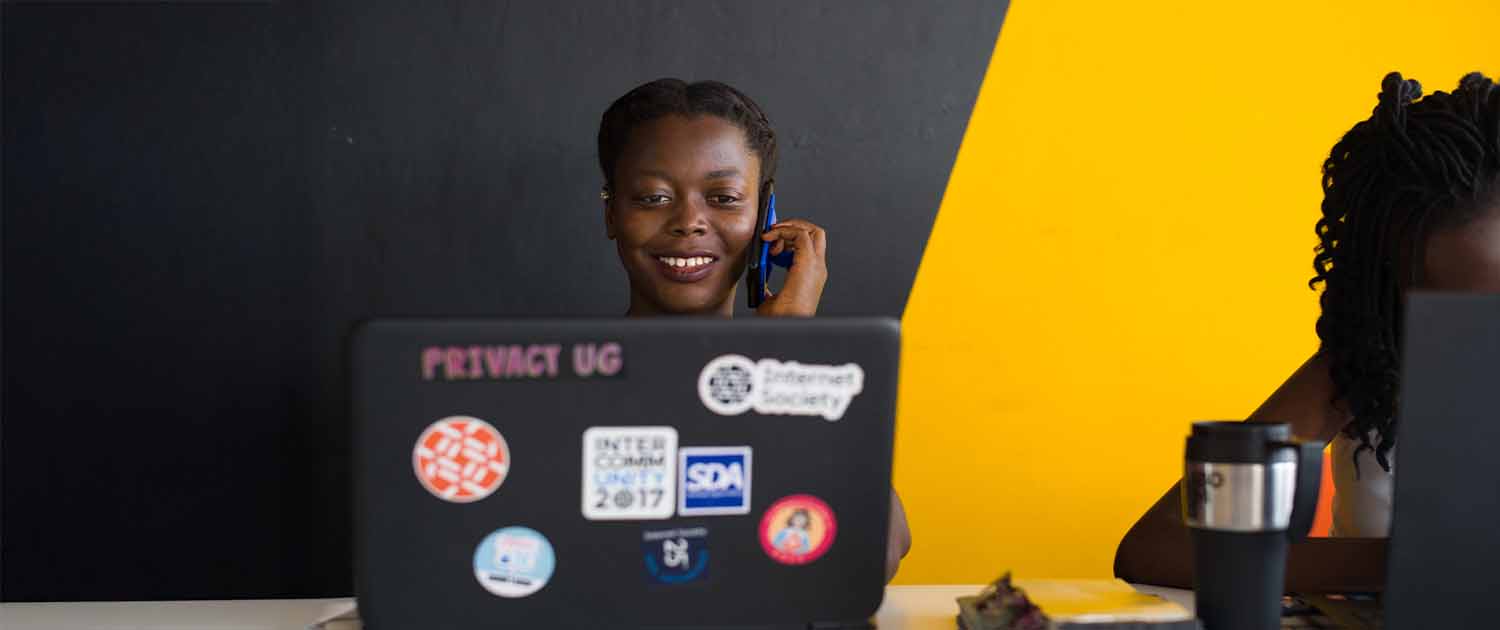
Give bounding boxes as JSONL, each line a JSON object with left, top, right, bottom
{"left": 582, "top": 426, "right": 677, "bottom": 520}
{"left": 642, "top": 526, "right": 710, "bottom": 585}
{"left": 679, "top": 446, "right": 752, "bottom": 516}
{"left": 698, "top": 354, "right": 757, "bottom": 415}
{"left": 697, "top": 354, "right": 865, "bottom": 421}
{"left": 413, "top": 416, "right": 510, "bottom": 503}
{"left": 759, "top": 494, "right": 837, "bottom": 566}
{"left": 473, "top": 526, "right": 555, "bottom": 598}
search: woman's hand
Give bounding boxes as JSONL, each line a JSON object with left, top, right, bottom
{"left": 754, "top": 218, "right": 827, "bottom": 317}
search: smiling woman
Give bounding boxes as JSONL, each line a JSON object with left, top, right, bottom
{"left": 606, "top": 113, "right": 762, "bottom": 314}
{"left": 594, "top": 78, "right": 911, "bottom": 580}
{"left": 597, "top": 79, "right": 828, "bottom": 318}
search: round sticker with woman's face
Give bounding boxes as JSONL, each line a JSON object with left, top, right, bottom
{"left": 758, "top": 494, "right": 837, "bottom": 565}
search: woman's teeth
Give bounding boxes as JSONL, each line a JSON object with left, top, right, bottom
{"left": 659, "top": 256, "right": 713, "bottom": 268}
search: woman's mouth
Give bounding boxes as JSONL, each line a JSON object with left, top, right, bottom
{"left": 654, "top": 254, "right": 718, "bottom": 282}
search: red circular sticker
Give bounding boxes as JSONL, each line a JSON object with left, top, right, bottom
{"left": 759, "top": 494, "right": 837, "bottom": 565}
{"left": 413, "top": 416, "right": 510, "bottom": 503}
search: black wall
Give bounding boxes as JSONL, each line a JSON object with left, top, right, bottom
{"left": 1, "top": 1, "right": 1006, "bottom": 600}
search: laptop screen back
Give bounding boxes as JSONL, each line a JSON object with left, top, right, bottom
{"left": 353, "top": 318, "right": 898, "bottom": 629}
{"left": 1387, "top": 293, "right": 1500, "bottom": 626}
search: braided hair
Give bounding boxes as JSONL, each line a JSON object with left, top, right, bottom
{"left": 1312, "top": 72, "right": 1500, "bottom": 472}
{"left": 597, "top": 78, "right": 777, "bottom": 192}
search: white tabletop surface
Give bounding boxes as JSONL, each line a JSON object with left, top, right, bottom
{"left": 0, "top": 584, "right": 1196, "bottom": 629}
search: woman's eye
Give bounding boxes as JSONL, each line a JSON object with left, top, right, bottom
{"left": 636, "top": 195, "right": 671, "bottom": 206}
{"left": 709, "top": 195, "right": 741, "bottom": 205}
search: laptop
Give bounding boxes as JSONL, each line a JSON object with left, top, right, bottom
{"left": 1278, "top": 292, "right": 1500, "bottom": 627}
{"left": 1278, "top": 293, "right": 1500, "bottom": 629}
{"left": 352, "top": 318, "right": 899, "bottom": 629}
{"left": 1383, "top": 292, "right": 1500, "bottom": 627}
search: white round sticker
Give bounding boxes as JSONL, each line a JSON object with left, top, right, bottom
{"left": 697, "top": 354, "right": 757, "bottom": 416}
{"left": 473, "top": 526, "right": 555, "bottom": 598}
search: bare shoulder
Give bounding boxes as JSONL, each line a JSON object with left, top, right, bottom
{"left": 1246, "top": 353, "right": 1349, "bottom": 443}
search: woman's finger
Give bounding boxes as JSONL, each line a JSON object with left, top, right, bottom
{"left": 762, "top": 227, "right": 795, "bottom": 257}
{"left": 762, "top": 225, "right": 815, "bottom": 252}
{"left": 761, "top": 224, "right": 805, "bottom": 241}
{"left": 763, "top": 221, "right": 825, "bottom": 258}
{"left": 770, "top": 218, "right": 819, "bottom": 231}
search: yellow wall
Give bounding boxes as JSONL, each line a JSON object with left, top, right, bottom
{"left": 892, "top": 0, "right": 1500, "bottom": 584}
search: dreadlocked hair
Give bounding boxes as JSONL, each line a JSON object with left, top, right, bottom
{"left": 597, "top": 78, "right": 777, "bottom": 191}
{"left": 1311, "top": 71, "right": 1500, "bottom": 473}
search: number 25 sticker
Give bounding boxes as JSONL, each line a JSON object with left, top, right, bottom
{"left": 581, "top": 426, "right": 677, "bottom": 520}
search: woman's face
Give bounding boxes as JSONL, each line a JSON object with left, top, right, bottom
{"left": 607, "top": 114, "right": 761, "bottom": 316}
{"left": 1420, "top": 206, "right": 1500, "bottom": 292}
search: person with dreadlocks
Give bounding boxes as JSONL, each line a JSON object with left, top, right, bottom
{"left": 1115, "top": 71, "right": 1500, "bottom": 591}
{"left": 596, "top": 78, "right": 912, "bottom": 580}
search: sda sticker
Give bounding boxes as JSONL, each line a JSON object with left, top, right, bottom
{"left": 473, "top": 526, "right": 555, "bottom": 598}
{"left": 413, "top": 416, "right": 510, "bottom": 503}
{"left": 582, "top": 426, "right": 677, "bottom": 520}
{"left": 679, "top": 447, "right": 752, "bottom": 516}
{"left": 642, "top": 526, "right": 710, "bottom": 585}
{"left": 697, "top": 354, "right": 864, "bottom": 421}
{"left": 759, "top": 494, "right": 837, "bottom": 566}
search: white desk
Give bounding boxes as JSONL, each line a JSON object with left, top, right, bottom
{"left": 0, "top": 597, "right": 357, "bottom": 630}
{"left": 0, "top": 585, "right": 1196, "bottom": 629}
{"left": 875, "top": 585, "right": 1195, "bottom": 630}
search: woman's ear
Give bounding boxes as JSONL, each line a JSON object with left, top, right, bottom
{"left": 602, "top": 186, "right": 616, "bottom": 240}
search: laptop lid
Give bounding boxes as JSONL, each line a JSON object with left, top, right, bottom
{"left": 1386, "top": 293, "right": 1500, "bottom": 627}
{"left": 352, "top": 318, "right": 898, "bottom": 629}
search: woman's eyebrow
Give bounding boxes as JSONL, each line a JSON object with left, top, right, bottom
{"left": 636, "top": 169, "right": 674, "bottom": 180}
{"left": 705, "top": 168, "right": 741, "bottom": 179}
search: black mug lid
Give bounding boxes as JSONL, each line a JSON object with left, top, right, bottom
{"left": 1186, "top": 421, "right": 1296, "bottom": 464}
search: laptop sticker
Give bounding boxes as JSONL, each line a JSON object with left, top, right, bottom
{"left": 759, "top": 494, "right": 837, "bottom": 566}
{"left": 413, "top": 416, "right": 510, "bottom": 503}
{"left": 678, "top": 447, "right": 752, "bottom": 516}
{"left": 419, "top": 342, "right": 624, "bottom": 381}
{"left": 582, "top": 426, "right": 677, "bottom": 520}
{"left": 697, "top": 354, "right": 865, "bottom": 421}
{"left": 473, "top": 526, "right": 555, "bottom": 598}
{"left": 642, "top": 526, "right": 710, "bottom": 585}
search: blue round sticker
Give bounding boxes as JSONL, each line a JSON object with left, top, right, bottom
{"left": 642, "top": 526, "right": 710, "bottom": 584}
{"left": 473, "top": 526, "right": 555, "bottom": 598}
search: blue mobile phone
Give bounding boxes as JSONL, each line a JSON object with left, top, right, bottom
{"left": 746, "top": 183, "right": 794, "bottom": 309}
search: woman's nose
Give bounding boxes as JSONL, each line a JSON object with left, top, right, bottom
{"left": 666, "top": 198, "right": 710, "bottom": 236}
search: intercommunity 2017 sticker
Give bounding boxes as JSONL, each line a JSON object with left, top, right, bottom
{"left": 698, "top": 354, "right": 864, "bottom": 421}
{"left": 473, "top": 526, "right": 555, "bottom": 598}
{"left": 412, "top": 416, "right": 510, "bottom": 503}
{"left": 582, "top": 426, "right": 677, "bottom": 520}
{"left": 759, "top": 494, "right": 837, "bottom": 566}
